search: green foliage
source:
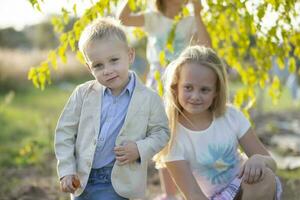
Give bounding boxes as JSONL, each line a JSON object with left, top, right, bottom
{"left": 27, "top": 0, "right": 300, "bottom": 112}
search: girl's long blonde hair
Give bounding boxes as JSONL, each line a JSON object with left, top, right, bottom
{"left": 154, "top": 45, "right": 228, "bottom": 167}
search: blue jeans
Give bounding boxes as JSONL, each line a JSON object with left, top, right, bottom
{"left": 74, "top": 166, "right": 128, "bottom": 200}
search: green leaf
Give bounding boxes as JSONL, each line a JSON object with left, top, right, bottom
{"left": 288, "top": 57, "right": 296, "bottom": 73}
{"left": 48, "top": 51, "right": 57, "bottom": 70}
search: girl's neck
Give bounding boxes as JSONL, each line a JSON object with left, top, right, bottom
{"left": 179, "top": 110, "right": 214, "bottom": 131}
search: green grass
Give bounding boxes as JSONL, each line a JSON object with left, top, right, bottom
{"left": 0, "top": 80, "right": 299, "bottom": 177}
{"left": 0, "top": 85, "right": 73, "bottom": 167}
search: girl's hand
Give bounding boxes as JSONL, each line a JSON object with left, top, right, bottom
{"left": 60, "top": 175, "right": 81, "bottom": 193}
{"left": 114, "top": 141, "right": 140, "bottom": 165}
{"left": 191, "top": 0, "right": 203, "bottom": 15}
{"left": 238, "top": 154, "right": 266, "bottom": 184}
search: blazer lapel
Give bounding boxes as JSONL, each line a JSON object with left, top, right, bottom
{"left": 120, "top": 76, "right": 145, "bottom": 134}
{"left": 90, "top": 81, "right": 103, "bottom": 138}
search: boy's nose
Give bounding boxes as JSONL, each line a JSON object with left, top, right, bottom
{"left": 103, "top": 67, "right": 113, "bottom": 75}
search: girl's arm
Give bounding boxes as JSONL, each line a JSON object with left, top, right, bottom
{"left": 166, "top": 160, "right": 208, "bottom": 200}
{"left": 191, "top": 0, "right": 212, "bottom": 48}
{"left": 118, "top": 0, "right": 145, "bottom": 27}
{"left": 239, "top": 128, "right": 277, "bottom": 172}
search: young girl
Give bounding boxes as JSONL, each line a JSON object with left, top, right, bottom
{"left": 118, "top": 0, "right": 211, "bottom": 88}
{"left": 119, "top": 1, "right": 211, "bottom": 199}
{"left": 159, "top": 45, "right": 282, "bottom": 200}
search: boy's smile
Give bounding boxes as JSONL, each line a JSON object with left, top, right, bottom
{"left": 85, "top": 38, "right": 135, "bottom": 96}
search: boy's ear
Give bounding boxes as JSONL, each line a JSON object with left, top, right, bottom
{"left": 85, "top": 63, "right": 92, "bottom": 72}
{"left": 128, "top": 47, "right": 135, "bottom": 65}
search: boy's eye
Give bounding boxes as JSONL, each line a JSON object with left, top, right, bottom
{"left": 111, "top": 58, "right": 119, "bottom": 62}
{"left": 93, "top": 63, "right": 103, "bottom": 69}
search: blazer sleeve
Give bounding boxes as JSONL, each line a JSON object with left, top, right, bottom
{"left": 136, "top": 92, "right": 170, "bottom": 163}
{"left": 54, "top": 85, "right": 83, "bottom": 179}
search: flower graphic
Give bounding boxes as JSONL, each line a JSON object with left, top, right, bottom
{"left": 196, "top": 144, "right": 238, "bottom": 185}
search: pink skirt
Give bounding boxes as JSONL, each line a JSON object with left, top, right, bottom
{"left": 210, "top": 177, "right": 282, "bottom": 200}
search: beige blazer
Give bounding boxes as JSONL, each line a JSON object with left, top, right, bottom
{"left": 54, "top": 74, "right": 169, "bottom": 199}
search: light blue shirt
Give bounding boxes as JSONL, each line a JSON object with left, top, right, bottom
{"left": 92, "top": 73, "right": 136, "bottom": 169}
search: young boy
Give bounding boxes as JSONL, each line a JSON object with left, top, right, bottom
{"left": 54, "top": 17, "right": 170, "bottom": 200}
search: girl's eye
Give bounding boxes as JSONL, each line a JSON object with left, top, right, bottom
{"left": 184, "top": 86, "right": 192, "bottom": 91}
{"left": 201, "top": 88, "right": 211, "bottom": 93}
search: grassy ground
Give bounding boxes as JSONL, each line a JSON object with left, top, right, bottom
{"left": 0, "top": 82, "right": 299, "bottom": 199}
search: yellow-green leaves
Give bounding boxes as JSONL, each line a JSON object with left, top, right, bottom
{"left": 269, "top": 76, "right": 282, "bottom": 104}
{"left": 159, "top": 51, "right": 167, "bottom": 67}
{"left": 288, "top": 57, "right": 296, "bottom": 73}
{"left": 154, "top": 70, "right": 163, "bottom": 97}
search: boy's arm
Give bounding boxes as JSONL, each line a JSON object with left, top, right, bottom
{"left": 54, "top": 86, "right": 83, "bottom": 179}
{"left": 166, "top": 160, "right": 208, "bottom": 200}
{"left": 191, "top": 0, "right": 212, "bottom": 48}
{"left": 135, "top": 93, "right": 170, "bottom": 163}
{"left": 118, "top": 0, "right": 145, "bottom": 27}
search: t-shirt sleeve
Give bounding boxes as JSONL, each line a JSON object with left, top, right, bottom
{"left": 233, "top": 107, "right": 251, "bottom": 139}
{"left": 143, "top": 11, "right": 159, "bottom": 34}
{"left": 163, "top": 137, "right": 186, "bottom": 162}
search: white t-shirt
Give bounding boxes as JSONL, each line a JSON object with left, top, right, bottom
{"left": 144, "top": 11, "right": 197, "bottom": 87}
{"left": 164, "top": 106, "right": 251, "bottom": 198}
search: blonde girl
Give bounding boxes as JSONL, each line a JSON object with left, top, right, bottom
{"left": 159, "top": 45, "right": 282, "bottom": 200}
{"left": 119, "top": 1, "right": 211, "bottom": 199}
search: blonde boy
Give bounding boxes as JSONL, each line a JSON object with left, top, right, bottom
{"left": 54, "top": 17, "right": 169, "bottom": 199}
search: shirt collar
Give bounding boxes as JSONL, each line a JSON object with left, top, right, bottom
{"left": 103, "top": 72, "right": 135, "bottom": 97}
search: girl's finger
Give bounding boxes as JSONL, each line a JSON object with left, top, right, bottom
{"left": 248, "top": 167, "right": 256, "bottom": 184}
{"left": 238, "top": 165, "right": 245, "bottom": 178}
{"left": 254, "top": 168, "right": 262, "bottom": 183}
{"left": 259, "top": 167, "right": 266, "bottom": 182}
{"left": 243, "top": 165, "right": 251, "bottom": 183}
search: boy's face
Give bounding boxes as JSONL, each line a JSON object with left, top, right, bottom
{"left": 85, "top": 38, "right": 135, "bottom": 96}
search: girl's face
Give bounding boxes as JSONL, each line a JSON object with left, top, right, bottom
{"left": 177, "top": 63, "right": 217, "bottom": 115}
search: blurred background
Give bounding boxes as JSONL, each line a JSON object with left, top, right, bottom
{"left": 0, "top": 0, "right": 299, "bottom": 199}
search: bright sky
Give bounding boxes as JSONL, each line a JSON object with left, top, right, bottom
{"left": 0, "top": 0, "right": 92, "bottom": 30}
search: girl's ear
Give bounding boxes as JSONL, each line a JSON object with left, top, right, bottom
{"left": 128, "top": 47, "right": 135, "bottom": 65}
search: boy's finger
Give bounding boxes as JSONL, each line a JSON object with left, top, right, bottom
{"left": 114, "top": 146, "right": 125, "bottom": 151}
{"left": 116, "top": 155, "right": 127, "bottom": 162}
{"left": 114, "top": 151, "right": 124, "bottom": 156}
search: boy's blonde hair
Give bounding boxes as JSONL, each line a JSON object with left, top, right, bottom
{"left": 154, "top": 45, "right": 228, "bottom": 166}
{"left": 78, "top": 17, "right": 128, "bottom": 59}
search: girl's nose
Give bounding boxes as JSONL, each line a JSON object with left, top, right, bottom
{"left": 191, "top": 92, "right": 201, "bottom": 101}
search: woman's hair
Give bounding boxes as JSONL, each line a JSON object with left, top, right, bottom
{"left": 154, "top": 45, "right": 228, "bottom": 166}
{"left": 154, "top": 0, "right": 166, "bottom": 13}
{"left": 78, "top": 17, "right": 128, "bottom": 60}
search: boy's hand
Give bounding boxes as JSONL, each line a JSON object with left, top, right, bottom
{"left": 60, "top": 175, "right": 81, "bottom": 193}
{"left": 238, "top": 154, "right": 266, "bottom": 184}
{"left": 114, "top": 141, "right": 140, "bottom": 165}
